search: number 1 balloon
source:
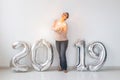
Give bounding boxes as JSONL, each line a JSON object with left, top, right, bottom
{"left": 74, "top": 40, "right": 87, "bottom": 71}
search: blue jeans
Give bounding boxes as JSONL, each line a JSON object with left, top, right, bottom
{"left": 56, "top": 40, "right": 68, "bottom": 70}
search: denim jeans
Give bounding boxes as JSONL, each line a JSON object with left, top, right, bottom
{"left": 56, "top": 40, "right": 68, "bottom": 70}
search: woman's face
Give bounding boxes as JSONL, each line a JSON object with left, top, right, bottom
{"left": 61, "top": 13, "right": 68, "bottom": 20}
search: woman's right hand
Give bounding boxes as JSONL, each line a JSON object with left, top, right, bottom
{"left": 56, "top": 27, "right": 63, "bottom": 33}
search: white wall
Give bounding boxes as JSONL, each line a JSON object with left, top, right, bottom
{"left": 0, "top": 0, "right": 120, "bottom": 67}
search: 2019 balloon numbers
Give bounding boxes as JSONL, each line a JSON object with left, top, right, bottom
{"left": 10, "top": 39, "right": 107, "bottom": 72}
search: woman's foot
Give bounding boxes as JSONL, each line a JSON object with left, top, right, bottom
{"left": 58, "top": 67, "right": 63, "bottom": 71}
{"left": 64, "top": 70, "right": 68, "bottom": 73}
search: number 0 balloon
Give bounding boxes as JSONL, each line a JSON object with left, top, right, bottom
{"left": 31, "top": 39, "right": 53, "bottom": 71}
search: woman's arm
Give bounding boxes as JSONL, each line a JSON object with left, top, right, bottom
{"left": 52, "top": 20, "right": 62, "bottom": 33}
{"left": 60, "top": 23, "right": 68, "bottom": 34}
{"left": 52, "top": 20, "right": 58, "bottom": 31}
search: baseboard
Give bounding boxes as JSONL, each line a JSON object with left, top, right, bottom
{"left": 1, "top": 66, "right": 120, "bottom": 71}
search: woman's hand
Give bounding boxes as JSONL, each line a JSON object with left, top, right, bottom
{"left": 56, "top": 27, "right": 63, "bottom": 33}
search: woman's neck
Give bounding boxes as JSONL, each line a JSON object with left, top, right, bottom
{"left": 59, "top": 18, "right": 65, "bottom": 23}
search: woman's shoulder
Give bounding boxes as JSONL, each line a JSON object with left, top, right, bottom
{"left": 63, "top": 22, "right": 67, "bottom": 26}
{"left": 54, "top": 19, "right": 58, "bottom": 22}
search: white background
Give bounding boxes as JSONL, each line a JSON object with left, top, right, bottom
{"left": 0, "top": 0, "right": 120, "bottom": 67}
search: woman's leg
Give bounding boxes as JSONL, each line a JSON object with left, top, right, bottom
{"left": 56, "top": 40, "right": 68, "bottom": 71}
{"left": 56, "top": 41, "right": 62, "bottom": 70}
{"left": 56, "top": 41, "right": 61, "bottom": 55}
{"left": 60, "top": 40, "right": 68, "bottom": 70}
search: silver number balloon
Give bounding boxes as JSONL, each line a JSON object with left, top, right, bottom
{"left": 87, "top": 42, "right": 107, "bottom": 71}
{"left": 31, "top": 39, "right": 53, "bottom": 71}
{"left": 74, "top": 40, "right": 87, "bottom": 71}
{"left": 11, "top": 41, "right": 30, "bottom": 72}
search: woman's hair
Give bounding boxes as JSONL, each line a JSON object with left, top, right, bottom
{"left": 64, "top": 12, "right": 69, "bottom": 19}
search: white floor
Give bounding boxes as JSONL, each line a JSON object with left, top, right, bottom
{"left": 0, "top": 67, "right": 120, "bottom": 80}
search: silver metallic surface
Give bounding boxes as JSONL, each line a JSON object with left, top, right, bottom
{"left": 11, "top": 41, "right": 30, "bottom": 72}
{"left": 31, "top": 39, "right": 53, "bottom": 71}
{"left": 87, "top": 41, "right": 107, "bottom": 71}
{"left": 74, "top": 40, "right": 87, "bottom": 71}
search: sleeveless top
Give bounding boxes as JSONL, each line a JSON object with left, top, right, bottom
{"left": 54, "top": 21, "right": 68, "bottom": 41}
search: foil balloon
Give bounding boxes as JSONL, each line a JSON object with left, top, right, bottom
{"left": 31, "top": 39, "right": 53, "bottom": 71}
{"left": 74, "top": 40, "right": 87, "bottom": 71}
{"left": 87, "top": 41, "right": 107, "bottom": 71}
{"left": 11, "top": 41, "right": 30, "bottom": 72}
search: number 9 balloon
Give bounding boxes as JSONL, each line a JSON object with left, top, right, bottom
{"left": 87, "top": 41, "right": 107, "bottom": 71}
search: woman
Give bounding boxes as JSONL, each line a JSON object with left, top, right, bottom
{"left": 52, "top": 12, "right": 69, "bottom": 73}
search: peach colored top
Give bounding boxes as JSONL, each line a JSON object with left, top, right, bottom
{"left": 52, "top": 20, "right": 68, "bottom": 41}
